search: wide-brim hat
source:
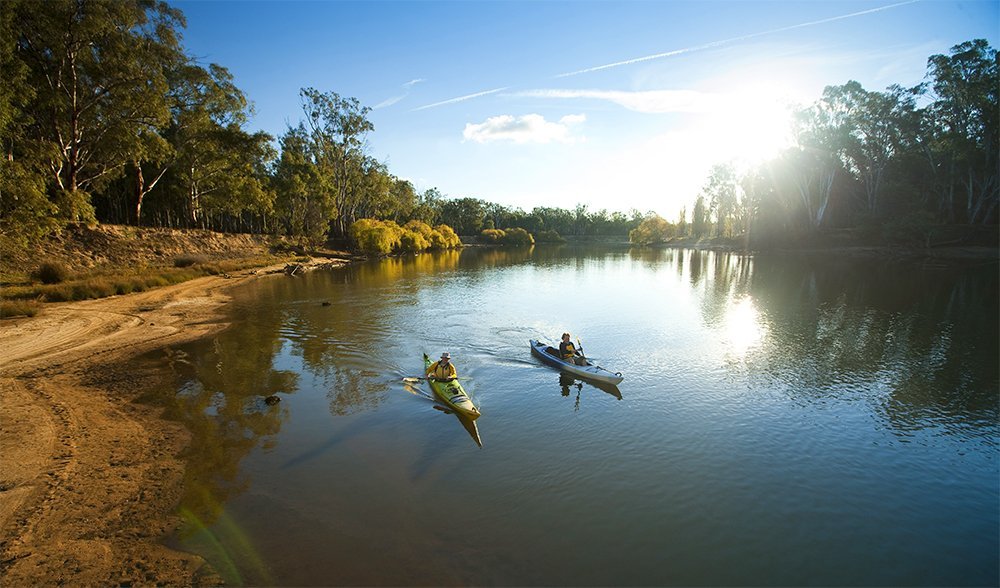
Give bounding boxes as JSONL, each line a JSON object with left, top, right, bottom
{"left": 440, "top": 352, "right": 451, "bottom": 359}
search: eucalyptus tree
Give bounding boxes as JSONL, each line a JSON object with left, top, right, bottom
{"left": 386, "top": 177, "right": 418, "bottom": 222}
{"left": 921, "top": 39, "right": 998, "bottom": 224}
{"left": 345, "top": 156, "right": 393, "bottom": 224}
{"left": 273, "top": 125, "right": 329, "bottom": 244}
{"left": 409, "top": 187, "right": 443, "bottom": 225}
{"left": 0, "top": 0, "right": 58, "bottom": 243}
{"left": 440, "top": 197, "right": 485, "bottom": 235}
{"left": 703, "top": 163, "right": 739, "bottom": 237}
{"left": 692, "top": 195, "right": 710, "bottom": 237}
{"left": 133, "top": 61, "right": 253, "bottom": 225}
{"left": 299, "top": 88, "right": 374, "bottom": 237}
{"left": 12, "top": 0, "right": 184, "bottom": 221}
{"left": 812, "top": 81, "right": 917, "bottom": 218}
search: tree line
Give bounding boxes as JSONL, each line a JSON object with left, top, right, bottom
{"left": 2, "top": 1, "right": 995, "bottom": 250}
{"left": 0, "top": 0, "right": 645, "bottom": 248}
{"left": 632, "top": 38, "right": 998, "bottom": 246}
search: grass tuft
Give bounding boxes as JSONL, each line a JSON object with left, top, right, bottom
{"left": 0, "top": 299, "right": 39, "bottom": 318}
{"left": 174, "top": 254, "right": 208, "bottom": 268}
{"left": 34, "top": 261, "right": 70, "bottom": 284}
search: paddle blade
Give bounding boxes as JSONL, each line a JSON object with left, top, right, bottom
{"left": 402, "top": 377, "right": 423, "bottom": 383}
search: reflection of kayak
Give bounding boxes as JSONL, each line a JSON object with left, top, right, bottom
{"left": 560, "top": 372, "right": 623, "bottom": 400}
{"left": 530, "top": 339, "right": 624, "bottom": 385}
{"left": 423, "top": 353, "right": 481, "bottom": 420}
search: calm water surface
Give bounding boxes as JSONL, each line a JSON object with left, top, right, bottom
{"left": 145, "top": 246, "right": 999, "bottom": 586}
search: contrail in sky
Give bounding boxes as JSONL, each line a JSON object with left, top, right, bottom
{"left": 374, "top": 78, "right": 425, "bottom": 109}
{"left": 556, "top": 0, "right": 920, "bottom": 77}
{"left": 413, "top": 87, "right": 509, "bottom": 111}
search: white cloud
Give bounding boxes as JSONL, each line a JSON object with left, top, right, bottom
{"left": 514, "top": 89, "right": 721, "bottom": 113}
{"left": 462, "top": 113, "right": 586, "bottom": 144}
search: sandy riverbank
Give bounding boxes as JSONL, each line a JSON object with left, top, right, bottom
{"left": 0, "top": 258, "right": 347, "bottom": 585}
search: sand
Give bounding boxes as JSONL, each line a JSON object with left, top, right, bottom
{"left": 0, "top": 260, "right": 345, "bottom": 585}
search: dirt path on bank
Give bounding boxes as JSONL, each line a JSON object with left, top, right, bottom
{"left": 0, "top": 259, "right": 346, "bottom": 586}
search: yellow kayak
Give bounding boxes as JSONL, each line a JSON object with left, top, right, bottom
{"left": 423, "top": 353, "right": 481, "bottom": 420}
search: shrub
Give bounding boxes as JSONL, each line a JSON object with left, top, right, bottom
{"left": 35, "top": 261, "right": 70, "bottom": 284}
{"left": 400, "top": 230, "right": 431, "bottom": 252}
{"left": 629, "top": 215, "right": 676, "bottom": 245}
{"left": 350, "top": 219, "right": 403, "bottom": 255}
{"left": 404, "top": 220, "right": 435, "bottom": 240}
{"left": 480, "top": 228, "right": 506, "bottom": 243}
{"left": 534, "top": 229, "right": 565, "bottom": 243}
{"left": 0, "top": 300, "right": 39, "bottom": 318}
{"left": 502, "top": 227, "right": 535, "bottom": 247}
{"left": 174, "top": 254, "right": 208, "bottom": 268}
{"left": 434, "top": 224, "right": 462, "bottom": 248}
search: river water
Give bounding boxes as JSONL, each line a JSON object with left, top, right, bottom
{"left": 144, "top": 246, "right": 998, "bottom": 586}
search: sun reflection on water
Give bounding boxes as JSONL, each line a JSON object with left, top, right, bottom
{"left": 723, "top": 297, "right": 764, "bottom": 356}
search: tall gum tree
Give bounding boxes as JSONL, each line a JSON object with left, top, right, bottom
{"left": 13, "top": 0, "right": 184, "bottom": 221}
{"left": 300, "top": 88, "right": 374, "bottom": 238}
{"left": 922, "top": 39, "right": 998, "bottom": 224}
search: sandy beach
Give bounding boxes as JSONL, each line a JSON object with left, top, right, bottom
{"left": 0, "top": 260, "right": 345, "bottom": 585}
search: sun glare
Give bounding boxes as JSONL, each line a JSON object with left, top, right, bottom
{"left": 722, "top": 297, "right": 765, "bottom": 356}
{"left": 713, "top": 87, "right": 796, "bottom": 166}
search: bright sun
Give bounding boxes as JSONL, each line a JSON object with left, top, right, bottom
{"left": 712, "top": 86, "right": 796, "bottom": 166}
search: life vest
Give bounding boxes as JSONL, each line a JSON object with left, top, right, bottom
{"left": 561, "top": 342, "right": 577, "bottom": 359}
{"left": 428, "top": 360, "right": 457, "bottom": 379}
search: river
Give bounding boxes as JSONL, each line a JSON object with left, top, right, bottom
{"left": 141, "top": 245, "right": 999, "bottom": 586}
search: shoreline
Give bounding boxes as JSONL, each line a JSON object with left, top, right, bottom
{"left": 0, "top": 258, "right": 348, "bottom": 585}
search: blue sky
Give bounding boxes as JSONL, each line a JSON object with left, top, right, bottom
{"left": 173, "top": 0, "right": 998, "bottom": 218}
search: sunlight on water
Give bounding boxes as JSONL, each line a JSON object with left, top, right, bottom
{"left": 145, "top": 246, "right": 998, "bottom": 586}
{"left": 722, "top": 296, "right": 764, "bottom": 356}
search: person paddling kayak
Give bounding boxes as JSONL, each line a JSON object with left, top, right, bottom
{"left": 559, "top": 333, "right": 586, "bottom": 366}
{"left": 426, "top": 352, "right": 457, "bottom": 381}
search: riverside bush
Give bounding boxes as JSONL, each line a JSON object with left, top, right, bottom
{"left": 351, "top": 219, "right": 463, "bottom": 254}
{"left": 400, "top": 230, "right": 431, "bottom": 252}
{"left": 35, "top": 261, "right": 69, "bottom": 284}
{"left": 174, "top": 254, "right": 208, "bottom": 268}
{"left": 434, "top": 224, "right": 462, "bottom": 248}
{"left": 480, "top": 228, "right": 505, "bottom": 243}
{"left": 534, "top": 229, "right": 564, "bottom": 243}
{"left": 502, "top": 227, "right": 534, "bottom": 246}
{"left": 350, "top": 219, "right": 403, "bottom": 255}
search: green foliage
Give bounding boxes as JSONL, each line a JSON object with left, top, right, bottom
{"left": 691, "top": 197, "right": 710, "bottom": 237}
{"left": 34, "top": 261, "right": 70, "bottom": 284}
{"left": 534, "top": 229, "right": 565, "bottom": 243}
{"left": 882, "top": 211, "right": 937, "bottom": 246}
{"left": 0, "top": 158, "right": 60, "bottom": 246}
{"left": 629, "top": 215, "right": 677, "bottom": 245}
{"left": 14, "top": 0, "right": 183, "bottom": 200}
{"left": 480, "top": 228, "right": 506, "bottom": 243}
{"left": 502, "top": 227, "right": 534, "bottom": 247}
{"left": 440, "top": 197, "right": 484, "bottom": 235}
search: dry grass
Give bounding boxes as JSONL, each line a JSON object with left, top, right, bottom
{"left": 0, "top": 299, "right": 40, "bottom": 318}
{"left": 3, "top": 256, "right": 280, "bottom": 304}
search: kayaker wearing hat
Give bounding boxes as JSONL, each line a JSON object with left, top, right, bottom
{"left": 426, "top": 352, "right": 458, "bottom": 381}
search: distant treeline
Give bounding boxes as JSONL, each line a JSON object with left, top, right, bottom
{"left": 1, "top": 1, "right": 996, "bottom": 250}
